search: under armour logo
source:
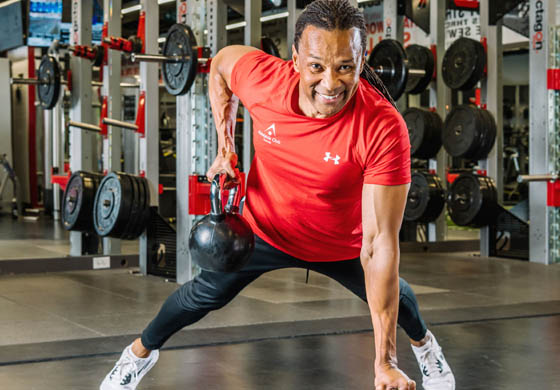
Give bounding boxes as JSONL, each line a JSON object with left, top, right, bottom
{"left": 324, "top": 152, "right": 340, "bottom": 165}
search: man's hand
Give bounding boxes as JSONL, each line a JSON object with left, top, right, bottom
{"left": 375, "top": 363, "right": 416, "bottom": 390}
{"left": 206, "top": 148, "right": 240, "bottom": 189}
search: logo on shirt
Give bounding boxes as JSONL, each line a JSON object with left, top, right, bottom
{"left": 258, "top": 124, "right": 281, "bottom": 145}
{"left": 324, "top": 152, "right": 340, "bottom": 165}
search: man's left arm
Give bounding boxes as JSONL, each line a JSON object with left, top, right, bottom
{"left": 361, "top": 183, "right": 415, "bottom": 390}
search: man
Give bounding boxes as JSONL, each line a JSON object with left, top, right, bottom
{"left": 101, "top": 1, "right": 455, "bottom": 389}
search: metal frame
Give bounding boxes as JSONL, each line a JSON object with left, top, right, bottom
{"left": 139, "top": 0, "right": 160, "bottom": 274}
{"left": 427, "top": 0, "right": 449, "bottom": 242}
{"left": 528, "top": 0, "right": 558, "bottom": 264}
{"left": 479, "top": 0, "right": 504, "bottom": 257}
{"left": 242, "top": 0, "right": 261, "bottom": 174}
{"left": 69, "top": 0, "right": 95, "bottom": 256}
{"left": 102, "top": 0, "right": 123, "bottom": 255}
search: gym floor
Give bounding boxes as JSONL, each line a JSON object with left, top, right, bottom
{"left": 0, "top": 218, "right": 559, "bottom": 389}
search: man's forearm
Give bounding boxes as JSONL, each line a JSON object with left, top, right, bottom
{"left": 209, "top": 61, "right": 239, "bottom": 153}
{"left": 361, "top": 243, "right": 400, "bottom": 369}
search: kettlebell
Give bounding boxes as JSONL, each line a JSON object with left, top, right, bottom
{"left": 188, "top": 175, "right": 255, "bottom": 272}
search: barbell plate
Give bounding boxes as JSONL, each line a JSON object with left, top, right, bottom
{"left": 37, "top": 55, "right": 61, "bottom": 109}
{"left": 442, "top": 37, "right": 486, "bottom": 90}
{"left": 121, "top": 174, "right": 142, "bottom": 240}
{"left": 447, "top": 173, "right": 498, "bottom": 227}
{"left": 162, "top": 23, "right": 198, "bottom": 96}
{"left": 403, "top": 108, "right": 442, "bottom": 160}
{"left": 93, "top": 172, "right": 134, "bottom": 237}
{"left": 404, "top": 172, "right": 446, "bottom": 223}
{"left": 368, "top": 39, "right": 408, "bottom": 101}
{"left": 476, "top": 108, "right": 497, "bottom": 161}
{"left": 62, "top": 171, "right": 102, "bottom": 232}
{"left": 442, "top": 105, "right": 482, "bottom": 159}
{"left": 261, "top": 36, "right": 281, "bottom": 58}
{"left": 405, "top": 44, "right": 434, "bottom": 94}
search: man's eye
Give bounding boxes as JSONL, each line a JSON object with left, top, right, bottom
{"left": 340, "top": 65, "right": 353, "bottom": 71}
{"left": 310, "top": 63, "right": 322, "bottom": 70}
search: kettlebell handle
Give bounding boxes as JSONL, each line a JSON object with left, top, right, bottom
{"left": 210, "top": 174, "right": 240, "bottom": 220}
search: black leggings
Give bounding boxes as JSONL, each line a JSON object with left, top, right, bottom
{"left": 141, "top": 236, "right": 427, "bottom": 350}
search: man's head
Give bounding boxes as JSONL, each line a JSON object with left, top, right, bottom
{"left": 292, "top": 0, "right": 368, "bottom": 118}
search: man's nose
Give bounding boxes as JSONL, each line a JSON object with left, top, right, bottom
{"left": 320, "top": 69, "right": 340, "bottom": 92}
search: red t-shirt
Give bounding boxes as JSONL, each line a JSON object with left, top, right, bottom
{"left": 231, "top": 51, "right": 410, "bottom": 261}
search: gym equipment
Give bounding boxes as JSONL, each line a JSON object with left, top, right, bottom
{"left": 368, "top": 39, "right": 435, "bottom": 100}
{"left": 0, "top": 154, "right": 22, "bottom": 219}
{"left": 93, "top": 172, "right": 151, "bottom": 239}
{"left": 442, "top": 37, "right": 486, "bottom": 90}
{"left": 189, "top": 175, "right": 254, "bottom": 273}
{"left": 447, "top": 173, "right": 498, "bottom": 227}
{"left": 404, "top": 172, "right": 446, "bottom": 223}
{"left": 442, "top": 104, "right": 497, "bottom": 160}
{"left": 11, "top": 55, "right": 139, "bottom": 109}
{"left": 11, "top": 55, "right": 61, "bottom": 109}
{"left": 261, "top": 36, "right": 280, "bottom": 57}
{"left": 403, "top": 108, "right": 443, "bottom": 159}
{"left": 62, "top": 171, "right": 104, "bottom": 232}
{"left": 129, "top": 24, "right": 203, "bottom": 96}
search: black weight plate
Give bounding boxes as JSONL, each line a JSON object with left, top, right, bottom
{"left": 62, "top": 171, "right": 103, "bottom": 232}
{"left": 404, "top": 172, "right": 446, "bottom": 223}
{"left": 128, "top": 176, "right": 149, "bottom": 240}
{"left": 405, "top": 44, "right": 434, "bottom": 94}
{"left": 477, "top": 109, "right": 497, "bottom": 160}
{"left": 261, "top": 36, "right": 280, "bottom": 58}
{"left": 447, "top": 173, "right": 483, "bottom": 226}
{"left": 93, "top": 172, "right": 134, "bottom": 238}
{"left": 442, "top": 38, "right": 486, "bottom": 90}
{"left": 121, "top": 174, "right": 141, "bottom": 240}
{"left": 37, "top": 55, "right": 61, "bottom": 109}
{"left": 442, "top": 105, "right": 481, "bottom": 158}
{"left": 162, "top": 24, "right": 198, "bottom": 96}
{"left": 368, "top": 39, "right": 408, "bottom": 101}
{"left": 447, "top": 173, "right": 498, "bottom": 227}
{"left": 135, "top": 176, "right": 151, "bottom": 238}
{"left": 404, "top": 108, "right": 442, "bottom": 159}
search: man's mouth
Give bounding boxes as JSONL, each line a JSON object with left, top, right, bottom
{"left": 315, "top": 91, "right": 344, "bottom": 104}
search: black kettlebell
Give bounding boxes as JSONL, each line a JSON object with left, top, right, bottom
{"left": 188, "top": 175, "right": 255, "bottom": 272}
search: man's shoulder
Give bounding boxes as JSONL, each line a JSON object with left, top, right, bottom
{"left": 355, "top": 81, "right": 403, "bottom": 129}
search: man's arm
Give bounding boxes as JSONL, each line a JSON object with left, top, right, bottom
{"left": 207, "top": 45, "right": 258, "bottom": 183}
{"left": 361, "top": 183, "right": 415, "bottom": 390}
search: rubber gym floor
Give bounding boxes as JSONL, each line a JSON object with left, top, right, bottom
{"left": 0, "top": 218, "right": 559, "bottom": 389}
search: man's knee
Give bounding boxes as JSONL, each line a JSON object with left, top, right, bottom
{"left": 175, "top": 274, "right": 238, "bottom": 312}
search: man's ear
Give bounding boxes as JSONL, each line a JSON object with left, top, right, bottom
{"left": 292, "top": 44, "right": 300, "bottom": 73}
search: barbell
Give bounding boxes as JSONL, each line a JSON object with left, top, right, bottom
{"left": 368, "top": 39, "right": 435, "bottom": 101}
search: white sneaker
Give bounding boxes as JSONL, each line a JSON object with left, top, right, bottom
{"left": 100, "top": 343, "right": 159, "bottom": 390}
{"left": 411, "top": 330, "right": 455, "bottom": 390}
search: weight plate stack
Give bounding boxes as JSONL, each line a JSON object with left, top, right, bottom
{"left": 37, "top": 55, "right": 61, "bottom": 109}
{"left": 368, "top": 39, "right": 408, "bottom": 101}
{"left": 405, "top": 44, "right": 435, "bottom": 94}
{"left": 261, "top": 36, "right": 280, "bottom": 58}
{"left": 404, "top": 172, "right": 446, "bottom": 223}
{"left": 162, "top": 24, "right": 198, "bottom": 96}
{"left": 122, "top": 175, "right": 151, "bottom": 240}
{"left": 403, "top": 108, "right": 443, "bottom": 160}
{"left": 442, "top": 37, "right": 486, "bottom": 90}
{"left": 62, "top": 171, "right": 104, "bottom": 232}
{"left": 475, "top": 108, "right": 497, "bottom": 161}
{"left": 447, "top": 173, "right": 498, "bottom": 227}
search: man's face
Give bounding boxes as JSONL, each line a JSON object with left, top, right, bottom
{"left": 293, "top": 26, "right": 365, "bottom": 118}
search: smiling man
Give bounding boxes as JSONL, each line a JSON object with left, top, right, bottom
{"left": 100, "top": 1, "right": 455, "bottom": 390}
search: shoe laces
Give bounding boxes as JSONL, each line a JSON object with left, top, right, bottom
{"left": 419, "top": 345, "right": 444, "bottom": 379}
{"left": 112, "top": 353, "right": 139, "bottom": 385}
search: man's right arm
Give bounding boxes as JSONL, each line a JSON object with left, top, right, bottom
{"left": 207, "top": 45, "right": 258, "bottom": 183}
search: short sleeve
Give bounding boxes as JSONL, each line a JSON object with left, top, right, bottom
{"left": 230, "top": 51, "right": 293, "bottom": 111}
{"left": 362, "top": 112, "right": 411, "bottom": 186}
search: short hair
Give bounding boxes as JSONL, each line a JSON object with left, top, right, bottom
{"left": 294, "top": 0, "right": 397, "bottom": 108}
